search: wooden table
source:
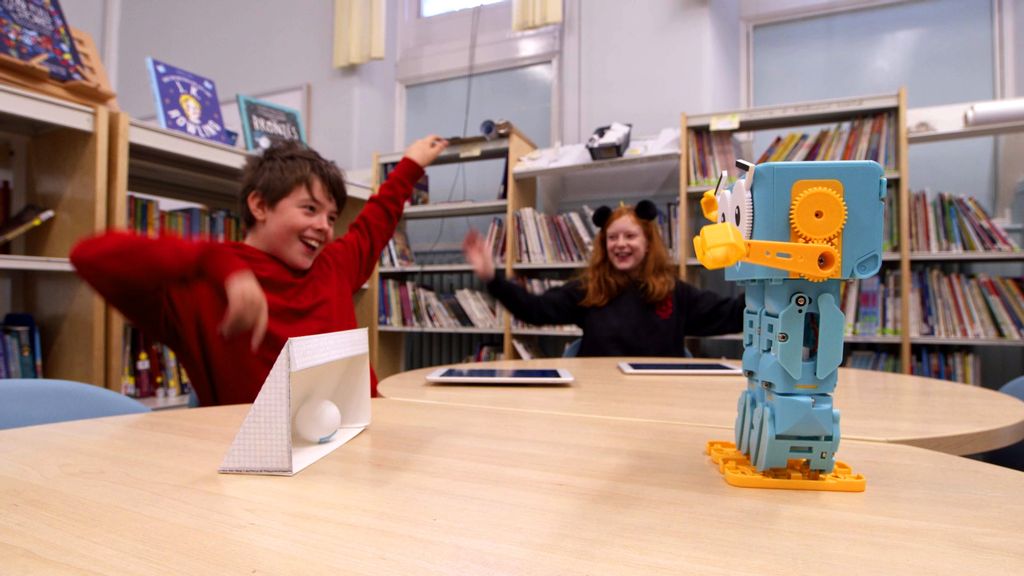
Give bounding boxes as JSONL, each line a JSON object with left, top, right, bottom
{"left": 1, "top": 401, "right": 1021, "bottom": 575}
{"left": 379, "top": 357, "right": 1024, "bottom": 455}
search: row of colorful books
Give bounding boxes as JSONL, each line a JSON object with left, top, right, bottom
{"left": 378, "top": 279, "right": 500, "bottom": 330}
{"left": 908, "top": 190, "right": 1020, "bottom": 253}
{"left": 120, "top": 325, "right": 192, "bottom": 399}
{"left": 754, "top": 112, "right": 898, "bottom": 169}
{"left": 840, "top": 271, "right": 901, "bottom": 337}
{"left": 0, "top": 313, "right": 43, "bottom": 379}
{"left": 844, "top": 348, "right": 981, "bottom": 385}
{"left": 128, "top": 194, "right": 243, "bottom": 242}
{"left": 514, "top": 203, "right": 678, "bottom": 265}
{"left": 687, "top": 130, "right": 739, "bottom": 187}
{"left": 688, "top": 112, "right": 898, "bottom": 187}
{"left": 908, "top": 270, "right": 1024, "bottom": 340}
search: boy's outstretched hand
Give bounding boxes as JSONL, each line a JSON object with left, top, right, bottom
{"left": 220, "top": 269, "right": 269, "bottom": 351}
{"left": 463, "top": 228, "right": 496, "bottom": 283}
{"left": 404, "top": 135, "right": 449, "bottom": 168}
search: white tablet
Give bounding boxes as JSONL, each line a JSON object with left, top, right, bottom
{"left": 617, "top": 361, "right": 743, "bottom": 375}
{"left": 425, "top": 367, "right": 574, "bottom": 385}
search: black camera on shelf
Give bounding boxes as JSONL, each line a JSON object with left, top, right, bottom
{"left": 586, "top": 123, "right": 631, "bottom": 160}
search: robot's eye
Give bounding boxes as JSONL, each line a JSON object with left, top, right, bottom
{"left": 720, "top": 212, "right": 726, "bottom": 224}
{"left": 734, "top": 206, "right": 741, "bottom": 226}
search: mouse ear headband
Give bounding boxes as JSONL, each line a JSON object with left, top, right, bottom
{"left": 591, "top": 199, "right": 658, "bottom": 229}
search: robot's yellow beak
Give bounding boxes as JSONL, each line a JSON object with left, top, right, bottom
{"left": 693, "top": 222, "right": 747, "bottom": 269}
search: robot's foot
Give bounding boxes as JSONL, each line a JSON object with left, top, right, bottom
{"left": 705, "top": 441, "right": 866, "bottom": 492}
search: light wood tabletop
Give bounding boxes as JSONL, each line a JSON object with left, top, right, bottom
{"left": 379, "top": 357, "right": 1024, "bottom": 455}
{"left": 0, "top": 400, "right": 1021, "bottom": 575}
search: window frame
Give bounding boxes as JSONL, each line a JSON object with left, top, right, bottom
{"left": 394, "top": 0, "right": 562, "bottom": 148}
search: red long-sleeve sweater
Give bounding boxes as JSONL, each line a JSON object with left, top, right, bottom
{"left": 71, "top": 157, "right": 423, "bottom": 406}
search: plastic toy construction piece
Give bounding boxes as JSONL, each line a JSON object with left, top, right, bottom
{"left": 706, "top": 441, "right": 865, "bottom": 492}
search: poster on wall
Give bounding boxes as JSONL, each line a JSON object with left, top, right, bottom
{"left": 236, "top": 94, "right": 306, "bottom": 152}
{"left": 146, "top": 57, "right": 230, "bottom": 144}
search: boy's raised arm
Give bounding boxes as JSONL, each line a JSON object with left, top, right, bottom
{"left": 334, "top": 135, "right": 448, "bottom": 288}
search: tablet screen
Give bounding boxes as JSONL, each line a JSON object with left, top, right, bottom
{"left": 440, "top": 369, "right": 562, "bottom": 379}
{"left": 425, "top": 367, "right": 574, "bottom": 384}
{"left": 618, "top": 362, "right": 742, "bottom": 375}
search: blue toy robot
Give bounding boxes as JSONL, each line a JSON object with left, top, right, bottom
{"left": 693, "top": 160, "right": 885, "bottom": 485}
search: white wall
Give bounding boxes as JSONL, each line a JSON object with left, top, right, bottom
{"left": 572, "top": 0, "right": 741, "bottom": 141}
{"left": 109, "top": 0, "right": 399, "bottom": 171}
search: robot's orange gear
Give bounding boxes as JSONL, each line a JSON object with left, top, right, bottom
{"left": 790, "top": 186, "right": 847, "bottom": 242}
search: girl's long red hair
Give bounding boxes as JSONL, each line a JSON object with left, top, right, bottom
{"left": 579, "top": 206, "right": 675, "bottom": 307}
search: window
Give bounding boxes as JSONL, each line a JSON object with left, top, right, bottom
{"left": 421, "top": 0, "right": 505, "bottom": 18}
{"left": 749, "top": 0, "right": 997, "bottom": 198}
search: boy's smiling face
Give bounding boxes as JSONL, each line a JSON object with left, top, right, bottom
{"left": 245, "top": 176, "right": 338, "bottom": 270}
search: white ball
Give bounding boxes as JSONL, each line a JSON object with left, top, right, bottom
{"left": 294, "top": 399, "right": 341, "bottom": 444}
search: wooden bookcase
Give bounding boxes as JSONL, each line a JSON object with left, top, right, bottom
{"left": 0, "top": 82, "right": 109, "bottom": 385}
{"left": 370, "top": 129, "right": 536, "bottom": 379}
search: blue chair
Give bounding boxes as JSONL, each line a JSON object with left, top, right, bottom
{"left": 0, "top": 379, "right": 150, "bottom": 430}
{"left": 981, "top": 375, "right": 1024, "bottom": 471}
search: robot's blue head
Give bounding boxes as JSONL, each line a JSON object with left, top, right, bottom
{"left": 697, "top": 160, "right": 886, "bottom": 282}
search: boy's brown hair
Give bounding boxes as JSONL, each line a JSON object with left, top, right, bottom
{"left": 239, "top": 141, "right": 347, "bottom": 229}
{"left": 579, "top": 206, "right": 676, "bottom": 307}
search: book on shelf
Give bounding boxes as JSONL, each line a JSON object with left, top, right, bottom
{"left": 121, "top": 324, "right": 192, "bottom": 399}
{"left": 909, "top": 268, "right": 1024, "bottom": 340}
{"left": 0, "top": 0, "right": 85, "bottom": 82}
{"left": 909, "top": 190, "right": 1020, "bottom": 253}
{"left": 698, "top": 111, "right": 896, "bottom": 188}
{"left": 236, "top": 94, "right": 306, "bottom": 151}
{"left": 0, "top": 204, "right": 54, "bottom": 245}
{"left": 378, "top": 278, "right": 500, "bottom": 330}
{"left": 128, "top": 193, "right": 242, "bottom": 242}
{"left": 147, "top": 57, "right": 230, "bottom": 144}
{"left": 1, "top": 313, "right": 42, "bottom": 378}
{"left": 380, "top": 226, "right": 416, "bottom": 268}
{"left": 512, "top": 338, "right": 543, "bottom": 360}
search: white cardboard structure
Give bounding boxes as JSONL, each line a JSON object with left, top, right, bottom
{"left": 219, "top": 328, "right": 371, "bottom": 476}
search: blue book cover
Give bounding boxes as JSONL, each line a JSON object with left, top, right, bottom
{"left": 147, "top": 57, "right": 229, "bottom": 144}
{"left": 0, "top": 0, "right": 85, "bottom": 82}
{"left": 236, "top": 94, "right": 306, "bottom": 151}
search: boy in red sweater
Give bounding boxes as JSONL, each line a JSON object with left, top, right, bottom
{"left": 71, "top": 136, "right": 448, "bottom": 405}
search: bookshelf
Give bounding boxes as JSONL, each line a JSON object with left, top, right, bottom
{"left": 371, "top": 129, "right": 537, "bottom": 379}
{"left": 505, "top": 133, "right": 686, "bottom": 359}
{"left": 0, "top": 83, "right": 108, "bottom": 384}
{"left": 902, "top": 100, "right": 1024, "bottom": 385}
{"left": 681, "top": 90, "right": 910, "bottom": 366}
{"left": 105, "top": 112, "right": 374, "bottom": 395}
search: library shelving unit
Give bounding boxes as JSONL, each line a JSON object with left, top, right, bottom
{"left": 681, "top": 90, "right": 909, "bottom": 365}
{"left": 0, "top": 83, "right": 109, "bottom": 385}
{"left": 105, "top": 112, "right": 373, "bottom": 403}
{"left": 902, "top": 100, "right": 1024, "bottom": 382}
{"left": 371, "top": 129, "right": 536, "bottom": 380}
{"left": 506, "top": 136, "right": 685, "bottom": 359}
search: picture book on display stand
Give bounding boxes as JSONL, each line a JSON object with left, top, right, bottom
{"left": 219, "top": 328, "right": 371, "bottom": 476}
{"left": 147, "top": 57, "right": 230, "bottom": 144}
{"left": 236, "top": 94, "right": 306, "bottom": 151}
{"left": 0, "top": 0, "right": 84, "bottom": 82}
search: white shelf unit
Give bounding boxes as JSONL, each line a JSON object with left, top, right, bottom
{"left": 505, "top": 134, "right": 685, "bottom": 359}
{"left": 901, "top": 100, "right": 1024, "bottom": 384}
{"left": 0, "top": 83, "right": 108, "bottom": 385}
{"left": 371, "top": 130, "right": 537, "bottom": 379}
